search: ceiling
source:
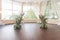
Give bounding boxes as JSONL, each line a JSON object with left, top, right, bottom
{"left": 13, "top": 0, "right": 60, "bottom": 3}
{"left": 13, "top": 0, "right": 47, "bottom": 3}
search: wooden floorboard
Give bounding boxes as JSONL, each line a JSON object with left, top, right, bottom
{"left": 0, "top": 23, "right": 60, "bottom": 40}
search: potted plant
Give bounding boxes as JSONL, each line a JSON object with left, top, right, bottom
{"left": 10, "top": 13, "right": 24, "bottom": 30}
{"left": 39, "top": 15, "right": 47, "bottom": 29}
{"left": 14, "top": 14, "right": 24, "bottom": 30}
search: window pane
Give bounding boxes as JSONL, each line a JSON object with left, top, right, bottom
{"left": 43, "top": 1, "right": 59, "bottom": 19}
{"left": 2, "top": 0, "right": 12, "bottom": 10}
{"left": 2, "top": 10, "right": 12, "bottom": 20}
{"left": 2, "top": 0, "right": 21, "bottom": 20}
{"left": 13, "top": 2, "right": 21, "bottom": 15}
{"left": 23, "top": 5, "right": 39, "bottom": 19}
{"left": 2, "top": 0, "right": 12, "bottom": 20}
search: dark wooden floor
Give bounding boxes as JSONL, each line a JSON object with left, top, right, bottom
{"left": 0, "top": 23, "right": 60, "bottom": 40}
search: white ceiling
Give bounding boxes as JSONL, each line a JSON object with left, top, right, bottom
{"left": 13, "top": 0, "right": 47, "bottom": 3}
{"left": 13, "top": 0, "right": 60, "bottom": 3}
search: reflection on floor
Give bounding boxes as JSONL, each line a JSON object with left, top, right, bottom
{"left": 0, "top": 23, "right": 60, "bottom": 40}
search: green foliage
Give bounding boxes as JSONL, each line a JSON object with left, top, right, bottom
{"left": 10, "top": 14, "right": 20, "bottom": 20}
{"left": 39, "top": 15, "right": 47, "bottom": 29}
{"left": 24, "top": 9, "right": 37, "bottom": 19}
{"left": 10, "top": 13, "right": 24, "bottom": 29}
{"left": 15, "top": 17, "right": 21, "bottom": 24}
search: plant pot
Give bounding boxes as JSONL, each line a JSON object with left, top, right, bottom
{"left": 14, "top": 24, "right": 21, "bottom": 30}
{"left": 40, "top": 24, "right": 47, "bottom": 30}
{"left": 40, "top": 27, "right": 47, "bottom": 30}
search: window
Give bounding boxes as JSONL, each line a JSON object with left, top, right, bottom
{"left": 13, "top": 2, "right": 21, "bottom": 15}
{"left": 2, "top": 0, "right": 21, "bottom": 20}
{"left": 2, "top": 0, "right": 12, "bottom": 20}
{"left": 42, "top": 1, "right": 60, "bottom": 19}
{"left": 23, "top": 4, "right": 39, "bottom": 19}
